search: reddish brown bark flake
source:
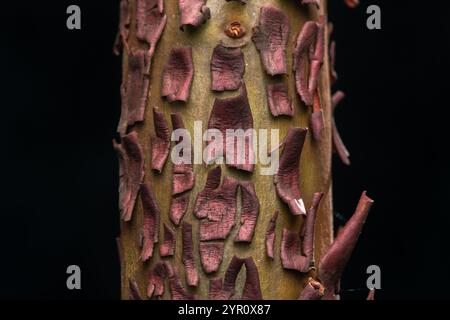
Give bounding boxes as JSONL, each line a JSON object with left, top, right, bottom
{"left": 235, "top": 181, "right": 260, "bottom": 243}
{"left": 160, "top": 223, "right": 176, "bottom": 257}
{"left": 318, "top": 192, "right": 374, "bottom": 300}
{"left": 345, "top": 0, "right": 359, "bottom": 8}
{"left": 208, "top": 278, "right": 227, "bottom": 300}
{"left": 139, "top": 182, "right": 161, "bottom": 262}
{"left": 118, "top": 49, "right": 151, "bottom": 135}
{"left": 147, "top": 261, "right": 167, "bottom": 298}
{"left": 199, "top": 242, "right": 224, "bottom": 273}
{"left": 331, "top": 90, "right": 350, "bottom": 165}
{"left": 169, "top": 192, "right": 190, "bottom": 226}
{"left": 151, "top": 108, "right": 171, "bottom": 173}
{"left": 207, "top": 83, "right": 255, "bottom": 172}
{"left": 242, "top": 257, "right": 263, "bottom": 300}
{"left": 178, "top": 0, "right": 210, "bottom": 30}
{"left": 113, "top": 131, "right": 145, "bottom": 222}
{"left": 298, "top": 277, "right": 325, "bottom": 300}
{"left": 311, "top": 90, "right": 324, "bottom": 141}
{"left": 165, "top": 261, "right": 197, "bottom": 300}
{"left": 274, "top": 127, "right": 308, "bottom": 216}
{"left": 211, "top": 45, "right": 245, "bottom": 91}
{"left": 267, "top": 83, "right": 294, "bottom": 117}
{"left": 136, "top": 0, "right": 167, "bottom": 56}
{"left": 161, "top": 47, "right": 194, "bottom": 103}
{"left": 367, "top": 289, "right": 376, "bottom": 300}
{"left": 280, "top": 192, "right": 323, "bottom": 272}
{"left": 265, "top": 211, "right": 278, "bottom": 259}
{"left": 193, "top": 166, "right": 239, "bottom": 241}
{"left": 113, "top": 0, "right": 131, "bottom": 55}
{"left": 293, "top": 16, "right": 325, "bottom": 107}
{"left": 252, "top": 4, "right": 289, "bottom": 76}
{"left": 129, "top": 278, "right": 143, "bottom": 300}
{"left": 182, "top": 222, "right": 199, "bottom": 287}
{"left": 329, "top": 40, "right": 338, "bottom": 84}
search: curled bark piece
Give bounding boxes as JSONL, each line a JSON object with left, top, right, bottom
{"left": 265, "top": 211, "right": 278, "bottom": 259}
{"left": 211, "top": 45, "right": 245, "bottom": 91}
{"left": 331, "top": 90, "right": 350, "bottom": 165}
{"left": 242, "top": 257, "right": 263, "bottom": 300}
{"left": 171, "top": 113, "right": 195, "bottom": 195}
{"left": 329, "top": 40, "right": 338, "bottom": 85}
{"left": 113, "top": 0, "right": 131, "bottom": 55}
{"left": 252, "top": 5, "right": 289, "bottom": 76}
{"left": 274, "top": 127, "right": 308, "bottom": 216}
{"left": 311, "top": 90, "right": 324, "bottom": 141}
{"left": 147, "top": 261, "right": 167, "bottom": 298}
{"left": 267, "top": 83, "right": 294, "bottom": 117}
{"left": 235, "top": 181, "right": 260, "bottom": 243}
{"left": 161, "top": 47, "right": 194, "bottom": 103}
{"left": 118, "top": 49, "right": 151, "bottom": 135}
{"left": 208, "top": 278, "right": 227, "bottom": 300}
{"left": 308, "top": 16, "right": 325, "bottom": 102}
{"left": 165, "top": 261, "right": 197, "bottom": 300}
{"left": 151, "top": 108, "right": 170, "bottom": 173}
{"left": 139, "top": 182, "right": 161, "bottom": 262}
{"left": 199, "top": 242, "right": 224, "bottom": 273}
{"left": 160, "top": 223, "right": 176, "bottom": 257}
{"left": 222, "top": 256, "right": 245, "bottom": 298}
{"left": 298, "top": 277, "right": 325, "bottom": 300}
{"left": 367, "top": 289, "right": 376, "bottom": 300}
{"left": 178, "top": 0, "right": 210, "bottom": 30}
{"left": 113, "top": 131, "right": 145, "bottom": 222}
{"left": 301, "top": 0, "right": 320, "bottom": 8}
{"left": 194, "top": 166, "right": 239, "bottom": 240}
{"left": 345, "top": 0, "right": 359, "bottom": 8}
{"left": 136, "top": 0, "right": 167, "bottom": 56}
{"left": 207, "top": 83, "right": 255, "bottom": 172}
{"left": 129, "top": 278, "right": 143, "bottom": 300}
{"left": 169, "top": 192, "right": 190, "bottom": 226}
{"left": 182, "top": 222, "right": 199, "bottom": 287}
{"left": 281, "top": 192, "right": 323, "bottom": 272}
{"left": 318, "top": 191, "right": 374, "bottom": 300}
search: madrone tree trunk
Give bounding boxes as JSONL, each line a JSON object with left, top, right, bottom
{"left": 115, "top": 0, "right": 334, "bottom": 300}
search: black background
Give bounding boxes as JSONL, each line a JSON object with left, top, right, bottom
{"left": 1, "top": 1, "right": 443, "bottom": 300}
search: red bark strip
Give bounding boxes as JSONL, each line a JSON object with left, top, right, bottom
{"left": 161, "top": 47, "right": 194, "bottom": 103}
{"left": 178, "top": 0, "right": 210, "bottom": 30}
{"left": 193, "top": 166, "right": 239, "bottom": 241}
{"left": 113, "top": 131, "right": 145, "bottom": 222}
{"left": 165, "top": 261, "right": 197, "bottom": 300}
{"left": 235, "top": 181, "right": 260, "bottom": 243}
{"left": 267, "top": 83, "right": 294, "bottom": 117}
{"left": 265, "top": 211, "right": 279, "bottom": 259}
{"left": 252, "top": 4, "right": 289, "bottom": 76}
{"left": 207, "top": 83, "right": 255, "bottom": 172}
{"left": 169, "top": 192, "right": 190, "bottom": 226}
{"left": 242, "top": 257, "right": 263, "bottom": 300}
{"left": 151, "top": 107, "right": 170, "bottom": 173}
{"left": 311, "top": 90, "right": 324, "bottom": 141}
{"left": 318, "top": 191, "right": 374, "bottom": 300}
{"left": 160, "top": 223, "right": 176, "bottom": 257}
{"left": 367, "top": 289, "right": 376, "bottom": 300}
{"left": 300, "top": 192, "right": 324, "bottom": 259}
{"left": 139, "top": 182, "right": 161, "bottom": 262}
{"left": 147, "top": 261, "right": 167, "bottom": 298}
{"left": 113, "top": 0, "right": 131, "bottom": 56}
{"left": 136, "top": 0, "right": 167, "bottom": 56}
{"left": 199, "top": 242, "right": 224, "bottom": 273}
{"left": 331, "top": 90, "right": 350, "bottom": 165}
{"left": 329, "top": 40, "right": 338, "bottom": 85}
{"left": 129, "top": 278, "right": 143, "bottom": 300}
{"left": 274, "top": 127, "right": 308, "bottom": 216}
{"left": 298, "top": 277, "right": 325, "bottom": 300}
{"left": 208, "top": 278, "right": 228, "bottom": 300}
{"left": 211, "top": 45, "right": 245, "bottom": 91}
{"left": 118, "top": 49, "right": 151, "bottom": 135}
{"left": 222, "top": 256, "right": 245, "bottom": 298}
{"left": 308, "top": 16, "right": 325, "bottom": 103}
{"left": 182, "top": 222, "right": 199, "bottom": 287}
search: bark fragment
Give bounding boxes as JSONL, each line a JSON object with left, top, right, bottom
{"left": 211, "top": 45, "right": 245, "bottom": 91}
{"left": 151, "top": 108, "right": 171, "bottom": 173}
{"left": 207, "top": 83, "right": 255, "bottom": 172}
{"left": 129, "top": 278, "right": 143, "bottom": 300}
{"left": 113, "top": 0, "right": 131, "bottom": 55}
{"left": 169, "top": 192, "right": 190, "bottom": 226}
{"left": 165, "top": 261, "right": 197, "bottom": 300}
{"left": 147, "top": 261, "right": 167, "bottom": 298}
{"left": 331, "top": 90, "right": 350, "bottom": 165}
{"left": 235, "top": 181, "right": 260, "bottom": 243}
{"left": 318, "top": 192, "right": 374, "bottom": 300}
{"left": 160, "top": 223, "right": 176, "bottom": 257}
{"left": 182, "top": 222, "right": 199, "bottom": 287}
{"left": 298, "top": 277, "right": 325, "bottom": 300}
{"left": 139, "top": 182, "right": 161, "bottom": 262}
{"left": 274, "top": 127, "right": 308, "bottom": 216}
{"left": 136, "top": 0, "right": 167, "bottom": 55}
{"left": 267, "top": 82, "right": 294, "bottom": 117}
{"left": 199, "top": 242, "right": 224, "bottom": 273}
{"left": 113, "top": 131, "right": 145, "bottom": 222}
{"left": 178, "top": 0, "right": 210, "bottom": 30}
{"left": 252, "top": 4, "right": 289, "bottom": 76}
{"left": 265, "top": 211, "right": 279, "bottom": 259}
{"left": 161, "top": 47, "right": 194, "bottom": 103}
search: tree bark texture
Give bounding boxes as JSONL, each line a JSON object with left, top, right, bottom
{"left": 116, "top": 0, "right": 333, "bottom": 300}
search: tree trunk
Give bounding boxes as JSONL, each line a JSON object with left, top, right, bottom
{"left": 117, "top": 0, "right": 333, "bottom": 300}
